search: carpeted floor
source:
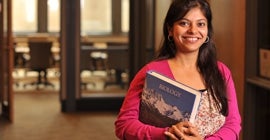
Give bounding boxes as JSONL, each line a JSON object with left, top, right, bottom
{"left": 0, "top": 91, "right": 120, "bottom": 140}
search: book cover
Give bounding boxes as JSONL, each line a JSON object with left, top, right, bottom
{"left": 139, "top": 71, "right": 202, "bottom": 128}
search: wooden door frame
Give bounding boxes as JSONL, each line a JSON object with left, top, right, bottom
{"left": 0, "top": 0, "right": 14, "bottom": 122}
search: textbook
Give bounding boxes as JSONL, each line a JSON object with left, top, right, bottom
{"left": 139, "top": 71, "right": 202, "bottom": 127}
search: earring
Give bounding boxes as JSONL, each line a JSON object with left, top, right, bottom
{"left": 204, "top": 36, "right": 209, "bottom": 43}
{"left": 168, "top": 35, "right": 173, "bottom": 42}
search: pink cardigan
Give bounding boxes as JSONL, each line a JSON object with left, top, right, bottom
{"left": 115, "top": 60, "right": 241, "bottom": 140}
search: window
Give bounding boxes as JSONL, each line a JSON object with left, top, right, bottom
{"left": 12, "top": 0, "right": 37, "bottom": 32}
{"left": 48, "top": 0, "right": 60, "bottom": 32}
{"left": 81, "top": 0, "right": 112, "bottom": 35}
{"left": 121, "top": 0, "right": 129, "bottom": 32}
{"left": 12, "top": 0, "right": 129, "bottom": 35}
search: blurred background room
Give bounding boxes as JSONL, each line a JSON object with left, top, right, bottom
{"left": 1, "top": 0, "right": 270, "bottom": 140}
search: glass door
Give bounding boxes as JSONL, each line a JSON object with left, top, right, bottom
{"left": 80, "top": 0, "right": 129, "bottom": 96}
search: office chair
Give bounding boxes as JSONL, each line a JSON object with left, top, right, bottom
{"left": 80, "top": 49, "right": 96, "bottom": 89}
{"left": 24, "top": 41, "right": 54, "bottom": 89}
{"left": 104, "top": 42, "right": 129, "bottom": 89}
{"left": 89, "top": 43, "right": 108, "bottom": 71}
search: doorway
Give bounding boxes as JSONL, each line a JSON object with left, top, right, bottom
{"left": 11, "top": 0, "right": 132, "bottom": 112}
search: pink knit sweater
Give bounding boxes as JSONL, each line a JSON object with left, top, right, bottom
{"left": 115, "top": 60, "right": 241, "bottom": 140}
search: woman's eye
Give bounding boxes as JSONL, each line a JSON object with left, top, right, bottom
{"left": 179, "top": 21, "right": 190, "bottom": 26}
{"left": 198, "top": 22, "right": 206, "bottom": 27}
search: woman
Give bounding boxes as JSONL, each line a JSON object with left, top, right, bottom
{"left": 115, "top": 0, "right": 241, "bottom": 139}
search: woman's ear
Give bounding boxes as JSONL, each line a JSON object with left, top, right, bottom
{"left": 167, "top": 24, "right": 173, "bottom": 36}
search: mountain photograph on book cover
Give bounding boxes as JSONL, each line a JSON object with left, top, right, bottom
{"left": 139, "top": 71, "right": 201, "bottom": 128}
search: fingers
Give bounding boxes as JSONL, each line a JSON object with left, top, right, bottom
{"left": 165, "top": 121, "right": 203, "bottom": 140}
{"left": 165, "top": 121, "right": 202, "bottom": 140}
{"left": 164, "top": 130, "right": 185, "bottom": 140}
{"left": 164, "top": 125, "right": 186, "bottom": 140}
{"left": 181, "top": 121, "right": 195, "bottom": 128}
{"left": 185, "top": 126, "right": 202, "bottom": 139}
{"left": 164, "top": 125, "right": 185, "bottom": 140}
{"left": 164, "top": 131, "right": 180, "bottom": 140}
{"left": 186, "top": 126, "right": 197, "bottom": 134}
{"left": 174, "top": 121, "right": 194, "bottom": 129}
{"left": 173, "top": 121, "right": 194, "bottom": 136}
{"left": 172, "top": 125, "right": 186, "bottom": 138}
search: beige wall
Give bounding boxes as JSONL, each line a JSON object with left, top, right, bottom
{"left": 212, "top": 1, "right": 245, "bottom": 139}
{"left": 155, "top": 0, "right": 171, "bottom": 51}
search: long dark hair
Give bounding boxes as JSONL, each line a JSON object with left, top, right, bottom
{"left": 156, "top": 0, "right": 228, "bottom": 116}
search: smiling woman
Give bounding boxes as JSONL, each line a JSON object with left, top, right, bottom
{"left": 114, "top": 0, "right": 241, "bottom": 139}
{"left": 169, "top": 7, "right": 208, "bottom": 53}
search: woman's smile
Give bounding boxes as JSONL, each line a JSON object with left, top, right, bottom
{"left": 183, "top": 36, "right": 200, "bottom": 43}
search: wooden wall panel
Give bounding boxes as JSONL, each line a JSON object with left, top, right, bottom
{"left": 211, "top": 1, "right": 245, "bottom": 139}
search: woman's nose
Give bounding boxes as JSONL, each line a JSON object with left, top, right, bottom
{"left": 188, "top": 24, "right": 198, "bottom": 34}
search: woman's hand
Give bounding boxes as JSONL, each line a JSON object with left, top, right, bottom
{"left": 164, "top": 121, "right": 203, "bottom": 140}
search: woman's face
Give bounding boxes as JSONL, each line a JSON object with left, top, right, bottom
{"left": 169, "top": 7, "right": 208, "bottom": 54}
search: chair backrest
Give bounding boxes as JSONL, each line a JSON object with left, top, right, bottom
{"left": 28, "top": 41, "right": 53, "bottom": 70}
{"left": 106, "top": 43, "right": 129, "bottom": 70}
{"left": 80, "top": 50, "right": 94, "bottom": 71}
